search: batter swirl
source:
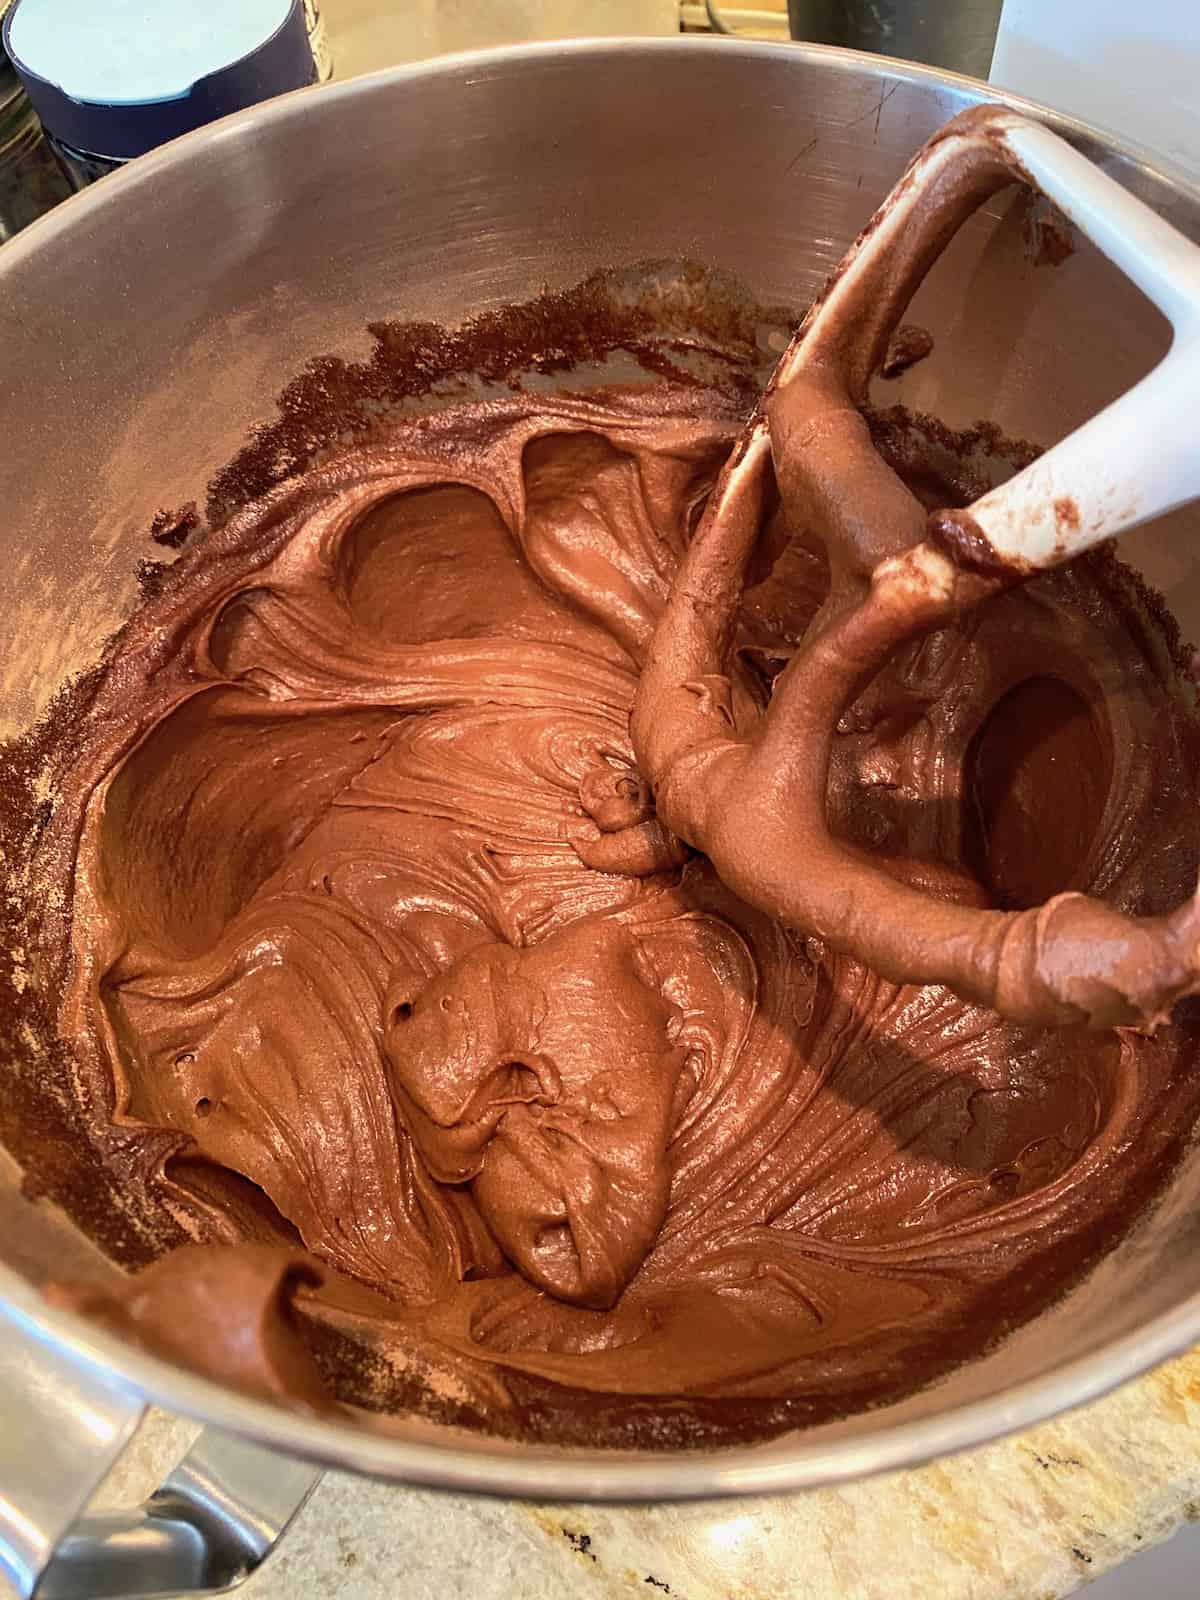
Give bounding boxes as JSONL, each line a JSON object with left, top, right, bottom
{"left": 38, "top": 381, "right": 1200, "bottom": 1444}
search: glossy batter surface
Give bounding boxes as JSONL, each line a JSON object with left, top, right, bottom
{"left": 35, "top": 377, "right": 1200, "bottom": 1444}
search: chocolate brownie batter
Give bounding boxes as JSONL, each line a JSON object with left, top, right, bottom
{"left": 31, "top": 358, "right": 1200, "bottom": 1443}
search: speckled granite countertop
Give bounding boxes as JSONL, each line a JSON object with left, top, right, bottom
{"left": 61, "top": 1346, "right": 1196, "bottom": 1600}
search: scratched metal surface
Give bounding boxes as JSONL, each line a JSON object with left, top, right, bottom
{"left": 2, "top": 35, "right": 1200, "bottom": 1508}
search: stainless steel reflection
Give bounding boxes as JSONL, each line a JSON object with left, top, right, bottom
{"left": 0, "top": 1298, "right": 144, "bottom": 1597}
{"left": 36, "top": 1431, "right": 321, "bottom": 1600}
{"left": 1, "top": 36, "right": 1199, "bottom": 1524}
{"left": 0, "top": 1296, "right": 319, "bottom": 1600}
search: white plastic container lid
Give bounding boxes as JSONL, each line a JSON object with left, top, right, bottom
{"left": 2, "top": 0, "right": 315, "bottom": 159}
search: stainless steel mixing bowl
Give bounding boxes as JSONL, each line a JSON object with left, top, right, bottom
{"left": 2, "top": 35, "right": 1200, "bottom": 1599}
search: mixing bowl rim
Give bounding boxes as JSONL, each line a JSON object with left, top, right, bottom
{"left": 2, "top": 31, "right": 1198, "bottom": 281}
{"left": 3, "top": 33, "right": 1199, "bottom": 1498}
{"left": 4, "top": 1255, "right": 1198, "bottom": 1498}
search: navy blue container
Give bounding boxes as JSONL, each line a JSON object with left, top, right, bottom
{"left": 2, "top": 0, "right": 315, "bottom": 178}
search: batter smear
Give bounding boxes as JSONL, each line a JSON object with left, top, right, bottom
{"left": 33, "top": 363, "right": 1200, "bottom": 1444}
